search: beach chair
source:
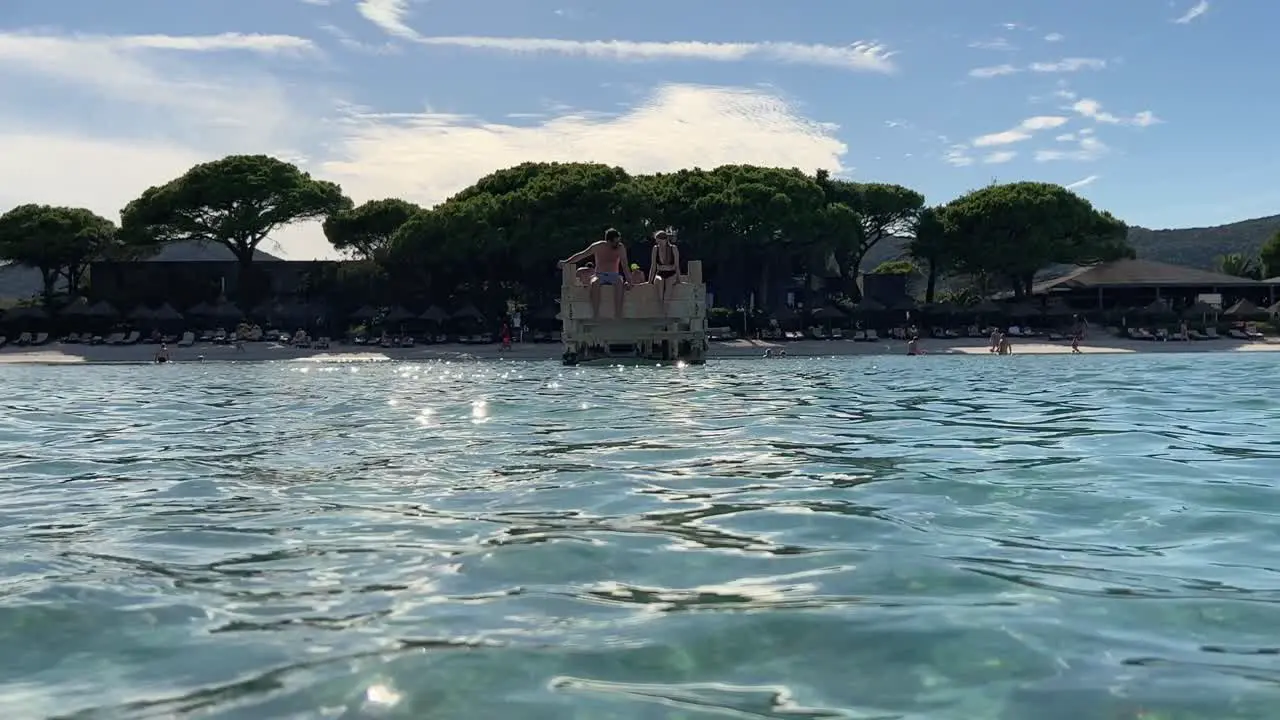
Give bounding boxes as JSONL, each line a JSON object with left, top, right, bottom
{"left": 830, "top": 328, "right": 844, "bottom": 340}
{"left": 32, "top": 333, "right": 49, "bottom": 345}
{"left": 1204, "top": 327, "right": 1220, "bottom": 339}
{"left": 0, "top": 335, "right": 7, "bottom": 347}
{"left": 177, "top": 331, "right": 195, "bottom": 347}
{"left": 104, "top": 332, "right": 125, "bottom": 344}
{"left": 62, "top": 333, "right": 81, "bottom": 343}
{"left": 15, "top": 332, "right": 32, "bottom": 346}
{"left": 121, "top": 331, "right": 140, "bottom": 344}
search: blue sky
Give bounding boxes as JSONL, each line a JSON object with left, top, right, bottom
{"left": 0, "top": 0, "right": 1273, "bottom": 259}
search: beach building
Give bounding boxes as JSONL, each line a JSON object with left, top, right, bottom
{"left": 1030, "top": 258, "right": 1268, "bottom": 310}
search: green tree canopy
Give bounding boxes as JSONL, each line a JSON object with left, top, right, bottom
{"left": 119, "top": 155, "right": 350, "bottom": 268}
{"left": 1214, "top": 252, "right": 1262, "bottom": 280}
{"left": 322, "top": 198, "right": 423, "bottom": 260}
{"left": 1258, "top": 231, "right": 1280, "bottom": 279}
{"left": 908, "top": 206, "right": 947, "bottom": 304}
{"left": 0, "top": 204, "right": 118, "bottom": 305}
{"left": 939, "top": 181, "right": 1133, "bottom": 298}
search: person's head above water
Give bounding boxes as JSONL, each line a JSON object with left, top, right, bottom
{"left": 604, "top": 228, "right": 621, "bottom": 246}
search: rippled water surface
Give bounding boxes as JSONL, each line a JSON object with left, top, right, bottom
{"left": 3, "top": 354, "right": 1280, "bottom": 719}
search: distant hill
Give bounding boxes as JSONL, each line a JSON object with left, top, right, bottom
{"left": 1125, "top": 215, "right": 1280, "bottom": 271}
{"left": 0, "top": 241, "right": 284, "bottom": 301}
{"left": 864, "top": 214, "right": 1280, "bottom": 273}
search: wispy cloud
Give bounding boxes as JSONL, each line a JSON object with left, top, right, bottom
{"left": 944, "top": 145, "right": 974, "bottom": 167}
{"left": 972, "top": 116, "right": 1069, "bottom": 146}
{"left": 1173, "top": 0, "right": 1209, "bottom": 24}
{"left": 1035, "top": 136, "right": 1108, "bottom": 162}
{"left": 983, "top": 151, "right": 1016, "bottom": 164}
{"left": 1028, "top": 57, "right": 1106, "bottom": 72}
{"left": 1044, "top": 33, "right": 1064, "bottom": 42}
{"left": 1070, "top": 98, "right": 1160, "bottom": 126}
{"left": 0, "top": 31, "right": 315, "bottom": 55}
{"left": 1066, "top": 174, "right": 1099, "bottom": 189}
{"left": 969, "top": 64, "right": 1019, "bottom": 78}
{"left": 410, "top": 36, "right": 896, "bottom": 72}
{"left": 354, "top": 3, "right": 895, "bottom": 72}
{"left": 969, "top": 57, "right": 1105, "bottom": 78}
{"left": 357, "top": 0, "right": 419, "bottom": 39}
{"left": 969, "top": 37, "right": 1014, "bottom": 51}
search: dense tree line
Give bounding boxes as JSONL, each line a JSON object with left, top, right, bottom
{"left": 0, "top": 154, "right": 1141, "bottom": 316}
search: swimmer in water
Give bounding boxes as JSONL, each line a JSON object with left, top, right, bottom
{"left": 154, "top": 343, "right": 170, "bottom": 363}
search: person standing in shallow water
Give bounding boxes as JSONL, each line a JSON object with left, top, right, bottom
{"left": 559, "top": 228, "right": 631, "bottom": 318}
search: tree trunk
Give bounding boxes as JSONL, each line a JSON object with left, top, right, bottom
{"left": 40, "top": 267, "right": 58, "bottom": 308}
{"left": 924, "top": 258, "right": 938, "bottom": 304}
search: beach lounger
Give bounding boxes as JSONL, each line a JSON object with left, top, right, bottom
{"left": 830, "top": 328, "right": 844, "bottom": 340}
{"left": 0, "top": 335, "right": 7, "bottom": 347}
{"left": 177, "top": 331, "right": 195, "bottom": 347}
{"left": 15, "top": 332, "right": 32, "bottom": 346}
{"left": 121, "top": 331, "right": 140, "bottom": 344}
{"left": 104, "top": 332, "right": 125, "bottom": 344}
{"left": 32, "top": 333, "right": 49, "bottom": 345}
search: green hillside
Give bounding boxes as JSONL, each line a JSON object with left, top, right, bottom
{"left": 865, "top": 214, "right": 1280, "bottom": 274}
{"left": 1125, "top": 215, "right": 1280, "bottom": 271}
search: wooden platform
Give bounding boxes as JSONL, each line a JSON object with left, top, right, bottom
{"left": 560, "top": 260, "right": 708, "bottom": 364}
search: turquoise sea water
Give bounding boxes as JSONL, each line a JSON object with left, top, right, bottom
{"left": 2, "top": 355, "right": 1279, "bottom": 719}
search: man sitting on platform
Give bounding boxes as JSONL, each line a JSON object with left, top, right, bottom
{"left": 558, "top": 228, "right": 632, "bottom": 318}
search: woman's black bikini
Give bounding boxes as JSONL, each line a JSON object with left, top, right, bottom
{"left": 654, "top": 243, "right": 678, "bottom": 280}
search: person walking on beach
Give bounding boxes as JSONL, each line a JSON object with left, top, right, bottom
{"left": 558, "top": 228, "right": 631, "bottom": 318}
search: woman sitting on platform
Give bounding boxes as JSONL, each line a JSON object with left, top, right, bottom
{"left": 648, "top": 229, "right": 682, "bottom": 316}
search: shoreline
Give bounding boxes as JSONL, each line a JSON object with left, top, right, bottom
{"left": 1, "top": 335, "right": 1278, "bottom": 365}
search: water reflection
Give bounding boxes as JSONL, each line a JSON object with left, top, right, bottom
{"left": 1, "top": 354, "right": 1279, "bottom": 718}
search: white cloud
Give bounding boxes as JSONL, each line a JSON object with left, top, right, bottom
{"left": 944, "top": 145, "right": 974, "bottom": 167}
{"left": 982, "top": 151, "right": 1016, "bottom": 164}
{"left": 1028, "top": 57, "right": 1105, "bottom": 73}
{"left": 1173, "top": 0, "right": 1209, "bottom": 23}
{"left": 0, "top": 30, "right": 849, "bottom": 259}
{"left": 1070, "top": 98, "right": 1161, "bottom": 126}
{"left": 969, "top": 57, "right": 1105, "bottom": 78}
{"left": 0, "top": 30, "right": 314, "bottom": 55}
{"left": 1054, "top": 132, "right": 1076, "bottom": 141}
{"left": 411, "top": 36, "right": 897, "bottom": 72}
{"left": 1035, "top": 136, "right": 1108, "bottom": 162}
{"left": 972, "top": 115, "right": 1068, "bottom": 146}
{"left": 357, "top": 0, "right": 420, "bottom": 40}
{"left": 969, "top": 37, "right": 1014, "bottom": 51}
{"left": 1066, "top": 174, "right": 1099, "bottom": 189}
{"left": 352, "top": 3, "right": 895, "bottom": 72}
{"left": 1044, "top": 33, "right": 1064, "bottom": 42}
{"left": 0, "top": 31, "right": 311, "bottom": 150}
{"left": 323, "top": 84, "right": 848, "bottom": 206}
{"left": 969, "top": 64, "right": 1019, "bottom": 78}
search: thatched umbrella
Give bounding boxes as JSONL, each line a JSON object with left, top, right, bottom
{"left": 420, "top": 305, "right": 449, "bottom": 323}
{"left": 972, "top": 299, "right": 1001, "bottom": 314}
{"left": 60, "top": 297, "right": 92, "bottom": 317}
{"left": 1004, "top": 301, "right": 1039, "bottom": 319}
{"left": 452, "top": 304, "right": 485, "bottom": 322}
{"left": 810, "top": 306, "right": 846, "bottom": 322}
{"left": 1268, "top": 300, "right": 1280, "bottom": 316}
{"left": 189, "top": 300, "right": 242, "bottom": 322}
{"left": 128, "top": 305, "right": 155, "bottom": 322}
{"left": 2, "top": 305, "right": 48, "bottom": 328}
{"left": 383, "top": 305, "right": 417, "bottom": 324}
{"left": 87, "top": 300, "right": 118, "bottom": 318}
{"left": 1141, "top": 298, "right": 1175, "bottom": 318}
{"left": 887, "top": 296, "right": 918, "bottom": 313}
{"left": 853, "top": 297, "right": 885, "bottom": 314}
{"left": 1182, "top": 300, "right": 1217, "bottom": 320}
{"left": 1223, "top": 298, "right": 1264, "bottom": 317}
{"left": 151, "top": 303, "right": 184, "bottom": 322}
{"left": 348, "top": 304, "right": 379, "bottom": 321}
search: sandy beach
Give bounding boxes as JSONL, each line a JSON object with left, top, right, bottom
{"left": 1, "top": 335, "right": 1277, "bottom": 364}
